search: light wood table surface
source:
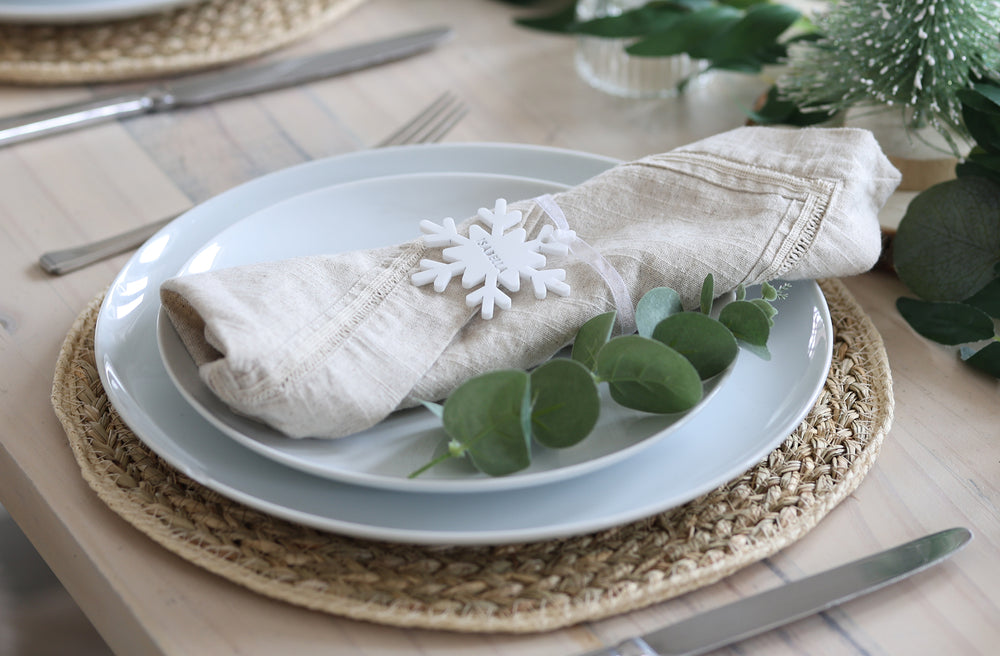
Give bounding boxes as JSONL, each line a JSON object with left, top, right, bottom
{"left": 1, "top": 1, "right": 998, "bottom": 654}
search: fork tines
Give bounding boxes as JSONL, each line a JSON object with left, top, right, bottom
{"left": 375, "top": 92, "right": 467, "bottom": 148}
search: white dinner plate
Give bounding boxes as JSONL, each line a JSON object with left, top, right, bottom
{"left": 156, "top": 171, "right": 733, "bottom": 493}
{"left": 95, "top": 143, "right": 831, "bottom": 545}
{"left": 0, "top": 0, "right": 201, "bottom": 23}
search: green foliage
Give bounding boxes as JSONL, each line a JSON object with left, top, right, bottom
{"left": 571, "top": 310, "right": 616, "bottom": 370}
{"left": 957, "top": 81, "right": 1000, "bottom": 178}
{"left": 635, "top": 286, "right": 683, "bottom": 337}
{"left": 896, "top": 297, "right": 996, "bottom": 345}
{"left": 530, "top": 359, "right": 601, "bottom": 448}
{"left": 512, "top": 0, "right": 805, "bottom": 92}
{"left": 893, "top": 177, "right": 1000, "bottom": 301}
{"left": 596, "top": 335, "right": 704, "bottom": 412}
{"left": 411, "top": 276, "right": 786, "bottom": 477}
{"left": 962, "top": 341, "right": 1000, "bottom": 377}
{"left": 892, "top": 83, "right": 1000, "bottom": 380}
{"left": 441, "top": 371, "right": 532, "bottom": 477}
{"left": 651, "top": 312, "right": 738, "bottom": 378}
{"left": 777, "top": 0, "right": 1000, "bottom": 154}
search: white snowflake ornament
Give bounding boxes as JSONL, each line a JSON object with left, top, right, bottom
{"left": 411, "top": 199, "right": 572, "bottom": 319}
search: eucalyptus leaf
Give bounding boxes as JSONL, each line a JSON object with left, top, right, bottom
{"left": 572, "top": 311, "right": 617, "bottom": 371}
{"left": 627, "top": 6, "right": 742, "bottom": 57}
{"left": 700, "top": 273, "right": 714, "bottom": 315}
{"left": 893, "top": 177, "right": 1000, "bottom": 301}
{"left": 442, "top": 370, "right": 531, "bottom": 476}
{"left": 962, "top": 341, "right": 1000, "bottom": 377}
{"left": 718, "top": 0, "right": 770, "bottom": 8}
{"left": 896, "top": 297, "right": 996, "bottom": 345}
{"left": 964, "top": 277, "right": 1000, "bottom": 318}
{"left": 970, "top": 82, "right": 1000, "bottom": 110}
{"left": 958, "top": 85, "right": 1000, "bottom": 113}
{"left": 635, "top": 286, "right": 683, "bottom": 337}
{"left": 957, "top": 149, "right": 1000, "bottom": 181}
{"left": 530, "top": 359, "right": 600, "bottom": 448}
{"left": 420, "top": 400, "right": 444, "bottom": 419}
{"left": 595, "top": 335, "right": 703, "bottom": 413}
{"left": 718, "top": 300, "right": 770, "bottom": 346}
{"left": 750, "top": 298, "right": 778, "bottom": 325}
{"left": 651, "top": 312, "right": 738, "bottom": 379}
{"left": 572, "top": 3, "right": 689, "bottom": 38}
{"left": 961, "top": 103, "right": 1000, "bottom": 154}
{"left": 698, "top": 3, "right": 800, "bottom": 62}
{"left": 513, "top": 1, "right": 577, "bottom": 32}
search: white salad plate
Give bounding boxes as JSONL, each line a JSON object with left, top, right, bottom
{"left": 0, "top": 0, "right": 201, "bottom": 23}
{"left": 156, "top": 171, "right": 733, "bottom": 493}
{"left": 95, "top": 143, "right": 832, "bottom": 545}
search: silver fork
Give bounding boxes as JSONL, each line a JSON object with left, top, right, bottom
{"left": 38, "top": 92, "right": 467, "bottom": 275}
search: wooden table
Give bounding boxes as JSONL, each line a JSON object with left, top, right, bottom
{"left": 1, "top": 1, "right": 997, "bottom": 653}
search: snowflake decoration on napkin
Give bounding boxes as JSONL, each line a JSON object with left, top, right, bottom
{"left": 411, "top": 199, "right": 572, "bottom": 319}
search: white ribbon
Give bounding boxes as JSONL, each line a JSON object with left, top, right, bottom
{"left": 533, "top": 194, "right": 637, "bottom": 334}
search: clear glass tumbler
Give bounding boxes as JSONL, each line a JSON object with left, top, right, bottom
{"left": 574, "top": 0, "right": 709, "bottom": 98}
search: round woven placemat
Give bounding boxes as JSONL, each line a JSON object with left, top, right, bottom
{"left": 0, "top": 0, "right": 367, "bottom": 85}
{"left": 52, "top": 278, "right": 892, "bottom": 633}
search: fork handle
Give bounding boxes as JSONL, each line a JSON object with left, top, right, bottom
{"left": 38, "top": 215, "right": 176, "bottom": 275}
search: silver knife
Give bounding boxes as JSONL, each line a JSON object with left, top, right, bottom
{"left": 580, "top": 527, "right": 971, "bottom": 656}
{"left": 0, "top": 26, "right": 451, "bottom": 148}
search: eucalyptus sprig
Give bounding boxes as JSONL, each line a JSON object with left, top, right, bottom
{"left": 410, "top": 275, "right": 788, "bottom": 478}
{"left": 509, "top": 0, "right": 810, "bottom": 92}
{"left": 891, "top": 81, "right": 1000, "bottom": 379}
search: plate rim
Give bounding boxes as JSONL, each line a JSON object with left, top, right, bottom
{"left": 0, "top": 0, "right": 201, "bottom": 23}
{"left": 94, "top": 142, "right": 832, "bottom": 545}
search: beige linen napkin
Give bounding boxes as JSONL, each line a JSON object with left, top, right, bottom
{"left": 160, "top": 126, "right": 900, "bottom": 439}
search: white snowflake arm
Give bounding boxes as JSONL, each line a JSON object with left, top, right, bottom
{"left": 527, "top": 224, "right": 574, "bottom": 256}
{"left": 477, "top": 198, "right": 522, "bottom": 235}
{"left": 465, "top": 272, "right": 512, "bottom": 320}
{"left": 411, "top": 259, "right": 466, "bottom": 292}
{"left": 523, "top": 267, "right": 570, "bottom": 299}
{"left": 419, "top": 217, "right": 466, "bottom": 247}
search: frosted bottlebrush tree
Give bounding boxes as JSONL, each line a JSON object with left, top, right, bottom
{"left": 778, "top": 0, "right": 1000, "bottom": 154}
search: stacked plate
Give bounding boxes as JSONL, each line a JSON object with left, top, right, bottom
{"left": 0, "top": 0, "right": 203, "bottom": 23}
{"left": 95, "top": 143, "right": 833, "bottom": 545}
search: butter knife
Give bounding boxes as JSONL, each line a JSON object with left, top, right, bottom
{"left": 580, "top": 527, "right": 971, "bottom": 656}
{"left": 0, "top": 26, "right": 451, "bottom": 148}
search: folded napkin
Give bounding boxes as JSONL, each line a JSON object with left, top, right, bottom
{"left": 160, "top": 126, "right": 900, "bottom": 439}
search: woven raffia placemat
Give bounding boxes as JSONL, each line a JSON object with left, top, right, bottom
{"left": 0, "top": 0, "right": 367, "bottom": 85}
{"left": 51, "top": 278, "right": 892, "bottom": 633}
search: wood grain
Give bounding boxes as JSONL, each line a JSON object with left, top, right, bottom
{"left": 1, "top": 0, "right": 998, "bottom": 654}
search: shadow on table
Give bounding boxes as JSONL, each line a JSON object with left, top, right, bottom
{"left": 0, "top": 505, "right": 113, "bottom": 656}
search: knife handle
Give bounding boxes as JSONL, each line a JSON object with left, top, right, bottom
{"left": 0, "top": 91, "right": 165, "bottom": 148}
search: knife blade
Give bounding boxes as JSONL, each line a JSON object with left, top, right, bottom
{"left": 0, "top": 26, "right": 451, "bottom": 148}
{"left": 580, "top": 527, "right": 971, "bottom": 656}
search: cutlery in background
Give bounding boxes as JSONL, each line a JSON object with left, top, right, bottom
{"left": 0, "top": 26, "right": 451, "bottom": 148}
{"left": 38, "top": 92, "right": 466, "bottom": 275}
{"left": 579, "top": 527, "right": 971, "bottom": 656}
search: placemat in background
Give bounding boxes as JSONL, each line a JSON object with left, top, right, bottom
{"left": 0, "top": 0, "right": 368, "bottom": 84}
{"left": 51, "top": 278, "right": 892, "bottom": 633}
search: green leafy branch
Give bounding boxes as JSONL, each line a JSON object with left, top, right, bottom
{"left": 510, "top": 0, "right": 810, "bottom": 92}
{"left": 410, "top": 275, "right": 788, "bottom": 478}
{"left": 892, "top": 81, "right": 1000, "bottom": 378}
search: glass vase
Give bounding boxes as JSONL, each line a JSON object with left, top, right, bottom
{"left": 574, "top": 0, "right": 709, "bottom": 98}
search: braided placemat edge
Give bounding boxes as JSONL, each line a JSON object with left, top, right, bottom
{"left": 51, "top": 277, "right": 892, "bottom": 633}
{"left": 0, "top": 0, "right": 368, "bottom": 85}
